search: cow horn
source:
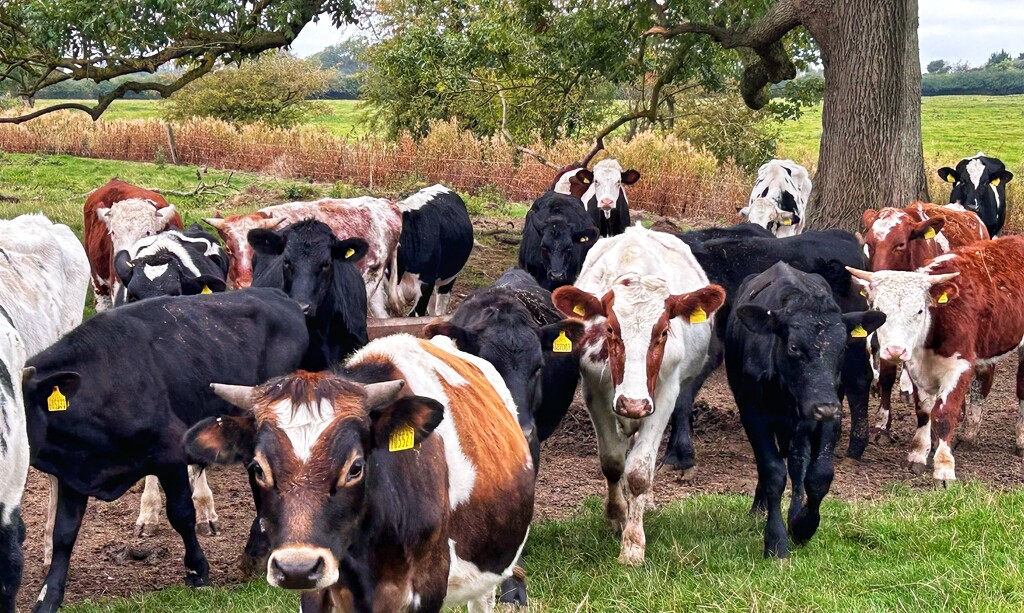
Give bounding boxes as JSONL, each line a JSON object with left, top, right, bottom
{"left": 928, "top": 272, "right": 960, "bottom": 285}
{"left": 363, "top": 380, "right": 405, "bottom": 409}
{"left": 203, "top": 217, "right": 226, "bottom": 230}
{"left": 845, "top": 267, "right": 873, "bottom": 282}
{"left": 210, "top": 383, "right": 255, "bottom": 410}
{"left": 22, "top": 366, "right": 35, "bottom": 381}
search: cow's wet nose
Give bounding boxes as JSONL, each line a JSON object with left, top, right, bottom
{"left": 600, "top": 198, "right": 614, "bottom": 209}
{"left": 548, "top": 271, "right": 566, "bottom": 282}
{"left": 269, "top": 551, "right": 325, "bottom": 590}
{"left": 298, "top": 302, "right": 312, "bottom": 314}
{"left": 813, "top": 404, "right": 841, "bottom": 421}
{"left": 881, "top": 345, "right": 909, "bottom": 362}
{"left": 614, "top": 396, "right": 653, "bottom": 419}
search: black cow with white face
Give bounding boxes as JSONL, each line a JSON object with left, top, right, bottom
{"left": 726, "top": 262, "right": 885, "bottom": 558}
{"left": 250, "top": 219, "right": 369, "bottom": 371}
{"left": 518, "top": 192, "right": 598, "bottom": 291}
{"left": 113, "top": 223, "right": 228, "bottom": 305}
{"left": 938, "top": 154, "right": 1014, "bottom": 236}
{"left": 22, "top": 288, "right": 308, "bottom": 613}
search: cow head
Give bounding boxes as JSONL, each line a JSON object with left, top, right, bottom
{"left": 96, "top": 199, "right": 178, "bottom": 253}
{"left": 590, "top": 159, "right": 640, "bottom": 215}
{"left": 205, "top": 213, "right": 285, "bottom": 288}
{"left": 186, "top": 372, "right": 445, "bottom": 592}
{"left": 552, "top": 165, "right": 594, "bottom": 200}
{"left": 939, "top": 155, "right": 1013, "bottom": 224}
{"left": 739, "top": 197, "right": 796, "bottom": 232}
{"left": 847, "top": 267, "right": 960, "bottom": 363}
{"left": 553, "top": 275, "right": 724, "bottom": 419}
{"left": 113, "top": 250, "right": 227, "bottom": 305}
{"left": 859, "top": 208, "right": 946, "bottom": 271}
{"left": 539, "top": 215, "right": 597, "bottom": 290}
{"left": 248, "top": 220, "right": 368, "bottom": 318}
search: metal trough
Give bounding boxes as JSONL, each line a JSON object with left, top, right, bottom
{"left": 366, "top": 316, "right": 449, "bottom": 340}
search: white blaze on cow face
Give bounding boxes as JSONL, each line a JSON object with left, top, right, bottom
{"left": 870, "top": 210, "right": 906, "bottom": 241}
{"left": 97, "top": 199, "right": 177, "bottom": 253}
{"left": 609, "top": 275, "right": 671, "bottom": 415}
{"left": 742, "top": 197, "right": 790, "bottom": 229}
{"left": 590, "top": 159, "right": 627, "bottom": 211}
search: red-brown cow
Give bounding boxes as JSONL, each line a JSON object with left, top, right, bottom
{"left": 860, "top": 201, "right": 990, "bottom": 442}
{"left": 550, "top": 162, "right": 593, "bottom": 199}
{"left": 83, "top": 179, "right": 182, "bottom": 310}
{"left": 848, "top": 236, "right": 1024, "bottom": 484}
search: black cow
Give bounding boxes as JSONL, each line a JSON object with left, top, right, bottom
{"left": 250, "top": 219, "right": 369, "bottom": 371}
{"left": 518, "top": 192, "right": 598, "bottom": 291}
{"left": 388, "top": 185, "right": 474, "bottom": 316}
{"left": 113, "top": 223, "right": 228, "bottom": 305}
{"left": 663, "top": 229, "right": 875, "bottom": 472}
{"left": 22, "top": 288, "right": 307, "bottom": 613}
{"left": 938, "top": 154, "right": 1014, "bottom": 236}
{"left": 726, "top": 262, "right": 884, "bottom": 558}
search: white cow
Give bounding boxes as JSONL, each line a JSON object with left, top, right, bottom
{"left": 741, "top": 159, "right": 812, "bottom": 237}
{"left": 552, "top": 224, "right": 725, "bottom": 564}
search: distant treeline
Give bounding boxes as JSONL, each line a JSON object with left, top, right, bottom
{"left": 922, "top": 51, "right": 1024, "bottom": 96}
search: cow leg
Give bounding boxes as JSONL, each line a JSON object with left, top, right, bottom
{"left": 791, "top": 419, "right": 839, "bottom": 545}
{"left": 242, "top": 466, "right": 271, "bottom": 577}
{"left": 842, "top": 342, "right": 871, "bottom": 460}
{"left": 899, "top": 367, "right": 914, "bottom": 403}
{"left": 907, "top": 389, "right": 932, "bottom": 475}
{"left": 43, "top": 474, "right": 57, "bottom": 566}
{"left": 467, "top": 588, "right": 496, "bottom": 613}
{"left": 159, "top": 465, "right": 210, "bottom": 587}
{"left": 664, "top": 341, "right": 722, "bottom": 472}
{"left": 136, "top": 475, "right": 164, "bottom": 536}
{"left": 785, "top": 434, "right": 811, "bottom": 528}
{"left": 872, "top": 360, "right": 898, "bottom": 444}
{"left": 960, "top": 366, "right": 994, "bottom": 446}
{"left": 619, "top": 405, "right": 673, "bottom": 566}
{"left": 1016, "top": 351, "right": 1024, "bottom": 457}
{"left": 429, "top": 275, "right": 458, "bottom": 317}
{"left": 747, "top": 427, "right": 789, "bottom": 559}
{"left": 0, "top": 503, "right": 24, "bottom": 612}
{"left": 584, "top": 385, "right": 629, "bottom": 534}
{"left": 32, "top": 480, "right": 87, "bottom": 613}
{"left": 931, "top": 371, "right": 972, "bottom": 485}
{"left": 190, "top": 466, "right": 219, "bottom": 536}
{"left": 412, "top": 280, "right": 433, "bottom": 317}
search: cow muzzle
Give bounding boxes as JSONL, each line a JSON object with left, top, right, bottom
{"left": 599, "top": 198, "right": 614, "bottom": 210}
{"left": 267, "top": 547, "right": 339, "bottom": 591}
{"left": 812, "top": 404, "right": 841, "bottom": 422}
{"left": 880, "top": 344, "right": 909, "bottom": 362}
{"left": 547, "top": 271, "right": 567, "bottom": 283}
{"left": 614, "top": 396, "right": 653, "bottom": 419}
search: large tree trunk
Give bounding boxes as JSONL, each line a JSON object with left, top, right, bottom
{"left": 799, "top": 0, "right": 927, "bottom": 230}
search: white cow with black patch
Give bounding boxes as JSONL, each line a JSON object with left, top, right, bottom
{"left": 741, "top": 159, "right": 812, "bottom": 237}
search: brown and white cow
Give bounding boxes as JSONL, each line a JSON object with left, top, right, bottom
{"left": 83, "top": 179, "right": 182, "bottom": 310}
{"left": 185, "top": 334, "right": 534, "bottom": 612}
{"left": 860, "top": 201, "right": 990, "bottom": 441}
{"left": 552, "top": 224, "right": 724, "bottom": 565}
{"left": 848, "top": 235, "right": 1024, "bottom": 484}
{"left": 205, "top": 197, "right": 401, "bottom": 317}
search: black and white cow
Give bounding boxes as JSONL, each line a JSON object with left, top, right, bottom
{"left": 250, "top": 219, "right": 370, "bottom": 371}
{"left": 22, "top": 288, "right": 308, "bottom": 613}
{"left": 741, "top": 159, "right": 812, "bottom": 237}
{"left": 725, "top": 262, "right": 885, "bottom": 558}
{"left": 0, "top": 309, "right": 26, "bottom": 612}
{"left": 579, "top": 159, "right": 640, "bottom": 237}
{"left": 113, "top": 223, "right": 228, "bottom": 305}
{"left": 386, "top": 185, "right": 474, "bottom": 317}
{"left": 518, "top": 192, "right": 599, "bottom": 291}
{"left": 938, "top": 153, "right": 1014, "bottom": 236}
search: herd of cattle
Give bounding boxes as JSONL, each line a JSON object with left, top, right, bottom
{"left": 0, "top": 150, "right": 1015, "bottom": 611}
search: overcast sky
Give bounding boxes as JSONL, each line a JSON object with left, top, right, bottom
{"left": 290, "top": 1, "right": 1024, "bottom": 70}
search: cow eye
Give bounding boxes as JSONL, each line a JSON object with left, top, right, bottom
{"left": 249, "top": 461, "right": 267, "bottom": 484}
{"left": 788, "top": 343, "right": 800, "bottom": 355}
{"left": 321, "top": 263, "right": 330, "bottom": 272}
{"left": 348, "top": 459, "right": 364, "bottom": 479}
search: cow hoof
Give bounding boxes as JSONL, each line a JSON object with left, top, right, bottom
{"left": 197, "top": 520, "right": 219, "bottom": 537}
{"left": 661, "top": 451, "right": 697, "bottom": 473}
{"left": 933, "top": 478, "right": 956, "bottom": 489}
{"left": 908, "top": 461, "right": 928, "bottom": 476}
{"left": 899, "top": 392, "right": 912, "bottom": 404}
{"left": 617, "top": 545, "right": 645, "bottom": 566}
{"left": 136, "top": 522, "right": 159, "bottom": 538}
{"left": 185, "top": 571, "right": 210, "bottom": 588}
{"left": 872, "top": 429, "right": 894, "bottom": 445}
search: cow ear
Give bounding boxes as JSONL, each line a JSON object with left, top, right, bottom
{"left": 333, "top": 237, "right": 369, "bottom": 264}
{"left": 995, "top": 169, "right": 1014, "bottom": 185}
{"left": 369, "top": 396, "right": 445, "bottom": 450}
{"left": 184, "top": 415, "right": 256, "bottom": 466}
{"left": 539, "top": 320, "right": 585, "bottom": 355}
{"left": 24, "top": 371, "right": 82, "bottom": 412}
{"left": 842, "top": 311, "right": 886, "bottom": 344}
{"left": 667, "top": 285, "right": 726, "bottom": 324}
{"left": 621, "top": 169, "right": 641, "bottom": 185}
{"left": 574, "top": 169, "right": 593, "bottom": 185}
{"left": 552, "top": 286, "right": 604, "bottom": 319}
{"left": 930, "top": 281, "right": 960, "bottom": 306}
{"left": 937, "top": 167, "right": 957, "bottom": 183}
{"left": 572, "top": 227, "right": 598, "bottom": 245}
{"left": 738, "top": 206, "right": 750, "bottom": 217}
{"left": 423, "top": 321, "right": 477, "bottom": 352}
{"left": 248, "top": 228, "right": 286, "bottom": 256}
{"left": 861, "top": 209, "right": 879, "bottom": 230}
{"left": 113, "top": 251, "right": 135, "bottom": 285}
{"left": 910, "top": 217, "right": 944, "bottom": 241}
{"left": 735, "top": 305, "right": 775, "bottom": 335}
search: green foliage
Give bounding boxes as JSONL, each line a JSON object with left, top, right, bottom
{"left": 922, "top": 67, "right": 1024, "bottom": 96}
{"left": 309, "top": 39, "right": 367, "bottom": 99}
{"left": 673, "top": 92, "right": 780, "bottom": 172}
{"left": 768, "top": 71, "right": 824, "bottom": 120}
{"left": 927, "top": 59, "right": 949, "bottom": 74}
{"left": 988, "top": 49, "right": 1012, "bottom": 67}
{"left": 165, "top": 53, "right": 332, "bottom": 128}
{"left": 25, "top": 73, "right": 175, "bottom": 100}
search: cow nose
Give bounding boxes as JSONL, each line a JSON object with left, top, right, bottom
{"left": 297, "top": 302, "right": 312, "bottom": 314}
{"left": 614, "top": 396, "right": 653, "bottom": 419}
{"left": 599, "top": 198, "right": 614, "bottom": 209}
{"left": 268, "top": 551, "right": 326, "bottom": 590}
{"left": 548, "top": 271, "right": 566, "bottom": 281}
{"left": 813, "top": 404, "right": 841, "bottom": 421}
{"left": 881, "top": 345, "right": 909, "bottom": 362}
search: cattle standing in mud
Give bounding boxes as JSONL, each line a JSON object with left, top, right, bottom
{"left": 938, "top": 154, "right": 1013, "bottom": 237}
{"left": 553, "top": 224, "right": 725, "bottom": 565}
{"left": 741, "top": 159, "right": 812, "bottom": 237}
{"left": 186, "top": 334, "right": 535, "bottom": 613}
{"left": 518, "top": 192, "right": 598, "bottom": 291}
{"left": 726, "top": 262, "right": 885, "bottom": 558}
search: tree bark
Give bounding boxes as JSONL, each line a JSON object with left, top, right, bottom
{"left": 798, "top": 0, "right": 928, "bottom": 230}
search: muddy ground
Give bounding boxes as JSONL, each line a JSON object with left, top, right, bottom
{"left": 15, "top": 219, "right": 1024, "bottom": 608}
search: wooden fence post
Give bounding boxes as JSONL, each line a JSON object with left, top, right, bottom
{"left": 164, "top": 123, "right": 179, "bottom": 165}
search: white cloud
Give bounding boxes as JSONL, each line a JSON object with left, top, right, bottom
{"left": 289, "top": 18, "right": 359, "bottom": 57}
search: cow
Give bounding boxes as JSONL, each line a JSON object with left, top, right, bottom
{"left": 552, "top": 224, "right": 725, "bottom": 565}
{"left": 0, "top": 213, "right": 89, "bottom": 609}
{"left": 583, "top": 159, "right": 640, "bottom": 237}
{"left": 23, "top": 288, "right": 308, "bottom": 613}
{"left": 204, "top": 197, "right": 401, "bottom": 317}
{"left": 83, "top": 179, "right": 182, "bottom": 310}
{"left": 250, "top": 219, "right": 370, "bottom": 371}
{"left": 740, "top": 159, "right": 812, "bottom": 237}
{"left": 847, "top": 236, "right": 1024, "bottom": 484}
{"left": 550, "top": 162, "right": 593, "bottom": 199}
{"left": 859, "top": 202, "right": 990, "bottom": 443}
{"left": 518, "top": 191, "right": 598, "bottom": 291}
{"left": 938, "top": 153, "right": 1014, "bottom": 236}
{"left": 726, "top": 262, "right": 885, "bottom": 558}
{"left": 184, "top": 333, "right": 535, "bottom": 613}
{"left": 113, "top": 223, "right": 229, "bottom": 306}
{"left": 660, "top": 229, "right": 875, "bottom": 472}
{"left": 386, "top": 185, "right": 474, "bottom": 317}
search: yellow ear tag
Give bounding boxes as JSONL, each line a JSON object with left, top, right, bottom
{"left": 859, "top": 289, "right": 867, "bottom": 297}
{"left": 689, "top": 306, "right": 707, "bottom": 324}
{"left": 923, "top": 227, "right": 936, "bottom": 239}
{"left": 345, "top": 248, "right": 355, "bottom": 259}
{"left": 937, "top": 292, "right": 949, "bottom": 304}
{"left": 201, "top": 285, "right": 212, "bottom": 294}
{"left": 851, "top": 324, "right": 868, "bottom": 339}
{"left": 48, "top": 386, "right": 68, "bottom": 412}
{"left": 992, "top": 177, "right": 1001, "bottom": 186}
{"left": 388, "top": 425, "right": 416, "bottom": 452}
{"left": 552, "top": 330, "right": 572, "bottom": 353}
{"left": 947, "top": 175, "right": 956, "bottom": 183}
{"left": 781, "top": 218, "right": 793, "bottom": 226}
{"left": 573, "top": 304, "right": 586, "bottom": 317}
